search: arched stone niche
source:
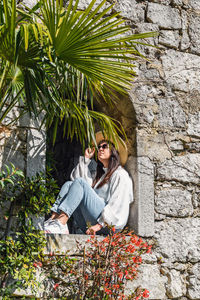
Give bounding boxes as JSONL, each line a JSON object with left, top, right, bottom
{"left": 47, "top": 94, "right": 154, "bottom": 237}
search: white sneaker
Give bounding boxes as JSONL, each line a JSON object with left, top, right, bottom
{"left": 44, "top": 219, "right": 69, "bottom": 234}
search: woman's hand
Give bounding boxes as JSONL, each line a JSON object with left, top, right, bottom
{"left": 86, "top": 224, "right": 102, "bottom": 235}
{"left": 85, "top": 147, "right": 95, "bottom": 159}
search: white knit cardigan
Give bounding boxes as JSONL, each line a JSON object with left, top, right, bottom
{"left": 70, "top": 156, "right": 134, "bottom": 230}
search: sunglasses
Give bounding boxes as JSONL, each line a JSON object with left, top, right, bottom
{"left": 98, "top": 143, "right": 109, "bottom": 150}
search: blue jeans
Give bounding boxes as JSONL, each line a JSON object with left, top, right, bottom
{"left": 51, "top": 178, "right": 107, "bottom": 234}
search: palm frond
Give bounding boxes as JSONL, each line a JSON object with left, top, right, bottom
{"left": 46, "top": 99, "right": 125, "bottom": 148}
{"left": 0, "top": 0, "right": 157, "bottom": 147}
{"left": 39, "top": 0, "right": 156, "bottom": 99}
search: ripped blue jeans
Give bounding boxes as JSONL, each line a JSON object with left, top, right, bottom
{"left": 51, "top": 178, "right": 107, "bottom": 234}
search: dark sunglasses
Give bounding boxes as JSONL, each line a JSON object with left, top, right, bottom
{"left": 98, "top": 143, "right": 109, "bottom": 150}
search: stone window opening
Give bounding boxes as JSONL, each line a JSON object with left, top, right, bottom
{"left": 46, "top": 95, "right": 154, "bottom": 237}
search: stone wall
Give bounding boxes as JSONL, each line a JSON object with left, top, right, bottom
{"left": 117, "top": 0, "right": 200, "bottom": 299}
{"left": 77, "top": 0, "right": 200, "bottom": 298}
{"left": 1, "top": 0, "right": 200, "bottom": 299}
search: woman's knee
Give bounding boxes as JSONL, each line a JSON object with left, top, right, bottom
{"left": 73, "top": 177, "right": 88, "bottom": 186}
{"left": 62, "top": 181, "right": 73, "bottom": 189}
{"left": 58, "top": 181, "right": 73, "bottom": 197}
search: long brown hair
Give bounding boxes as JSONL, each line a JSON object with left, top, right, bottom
{"left": 92, "top": 140, "right": 121, "bottom": 189}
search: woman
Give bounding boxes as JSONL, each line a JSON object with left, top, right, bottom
{"left": 44, "top": 132, "right": 133, "bottom": 235}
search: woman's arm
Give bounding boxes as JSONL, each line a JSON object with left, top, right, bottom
{"left": 70, "top": 148, "right": 96, "bottom": 185}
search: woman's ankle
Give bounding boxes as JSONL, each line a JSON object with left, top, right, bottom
{"left": 51, "top": 212, "right": 59, "bottom": 219}
{"left": 57, "top": 212, "right": 68, "bottom": 225}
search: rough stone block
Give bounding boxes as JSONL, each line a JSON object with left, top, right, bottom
{"left": 166, "top": 269, "right": 186, "bottom": 298}
{"left": 159, "top": 30, "right": 180, "bottom": 48}
{"left": 181, "top": 30, "right": 191, "bottom": 50}
{"left": 114, "top": 0, "right": 145, "bottom": 22}
{"left": 45, "top": 233, "right": 102, "bottom": 254}
{"left": 161, "top": 50, "right": 200, "bottom": 92}
{"left": 188, "top": 14, "right": 200, "bottom": 55}
{"left": 169, "top": 140, "right": 184, "bottom": 151}
{"left": 155, "top": 188, "right": 193, "bottom": 217}
{"left": 187, "top": 263, "right": 200, "bottom": 299}
{"left": 75, "top": 0, "right": 109, "bottom": 12}
{"left": 187, "top": 112, "right": 200, "bottom": 137}
{"left": 127, "top": 153, "right": 154, "bottom": 237}
{"left": 126, "top": 264, "right": 167, "bottom": 299}
{"left": 158, "top": 98, "right": 186, "bottom": 128}
{"left": 187, "top": 0, "right": 200, "bottom": 10}
{"left": 136, "top": 129, "right": 171, "bottom": 162}
{"left": 147, "top": 3, "right": 181, "bottom": 29}
{"left": 157, "top": 153, "right": 200, "bottom": 184}
{"left": 134, "top": 23, "right": 159, "bottom": 59}
{"left": 185, "top": 142, "right": 200, "bottom": 153}
{"left": 154, "top": 218, "right": 200, "bottom": 263}
{"left": 181, "top": 8, "right": 188, "bottom": 30}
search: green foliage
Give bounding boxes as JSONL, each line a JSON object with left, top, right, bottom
{"left": 13, "top": 171, "right": 59, "bottom": 216}
{"left": 0, "top": 162, "right": 24, "bottom": 190}
{"left": 0, "top": 165, "right": 59, "bottom": 216}
{"left": 0, "top": 0, "right": 156, "bottom": 146}
{"left": 0, "top": 163, "right": 59, "bottom": 296}
{"left": 0, "top": 228, "right": 46, "bottom": 294}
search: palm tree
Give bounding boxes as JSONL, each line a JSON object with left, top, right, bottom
{"left": 0, "top": 0, "right": 155, "bottom": 146}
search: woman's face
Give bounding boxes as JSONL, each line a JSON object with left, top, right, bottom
{"left": 97, "top": 141, "right": 112, "bottom": 167}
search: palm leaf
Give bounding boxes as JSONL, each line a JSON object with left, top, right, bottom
{"left": 40, "top": 0, "right": 156, "bottom": 99}
{"left": 0, "top": 0, "right": 157, "bottom": 148}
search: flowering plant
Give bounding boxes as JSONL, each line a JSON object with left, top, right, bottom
{"left": 42, "top": 228, "right": 151, "bottom": 299}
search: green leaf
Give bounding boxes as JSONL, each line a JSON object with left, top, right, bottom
{"left": 4, "top": 178, "right": 14, "bottom": 185}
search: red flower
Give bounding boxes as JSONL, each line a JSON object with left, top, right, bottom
{"left": 118, "top": 272, "right": 123, "bottom": 279}
{"left": 142, "top": 289, "right": 149, "bottom": 298}
{"left": 33, "top": 262, "right": 37, "bottom": 268}
{"left": 113, "top": 284, "right": 120, "bottom": 289}
{"left": 135, "top": 238, "right": 143, "bottom": 246}
{"left": 53, "top": 283, "right": 59, "bottom": 290}
{"left": 146, "top": 246, "right": 152, "bottom": 253}
{"left": 37, "top": 261, "right": 42, "bottom": 267}
{"left": 103, "top": 237, "right": 109, "bottom": 243}
{"left": 132, "top": 257, "right": 137, "bottom": 263}
{"left": 112, "top": 227, "right": 116, "bottom": 233}
{"left": 84, "top": 274, "right": 89, "bottom": 280}
{"left": 104, "top": 287, "right": 112, "bottom": 295}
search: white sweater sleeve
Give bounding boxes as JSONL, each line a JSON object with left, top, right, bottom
{"left": 70, "top": 156, "right": 94, "bottom": 186}
{"left": 97, "top": 169, "right": 134, "bottom": 230}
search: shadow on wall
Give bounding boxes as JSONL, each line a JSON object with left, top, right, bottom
{"left": 0, "top": 108, "right": 46, "bottom": 177}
